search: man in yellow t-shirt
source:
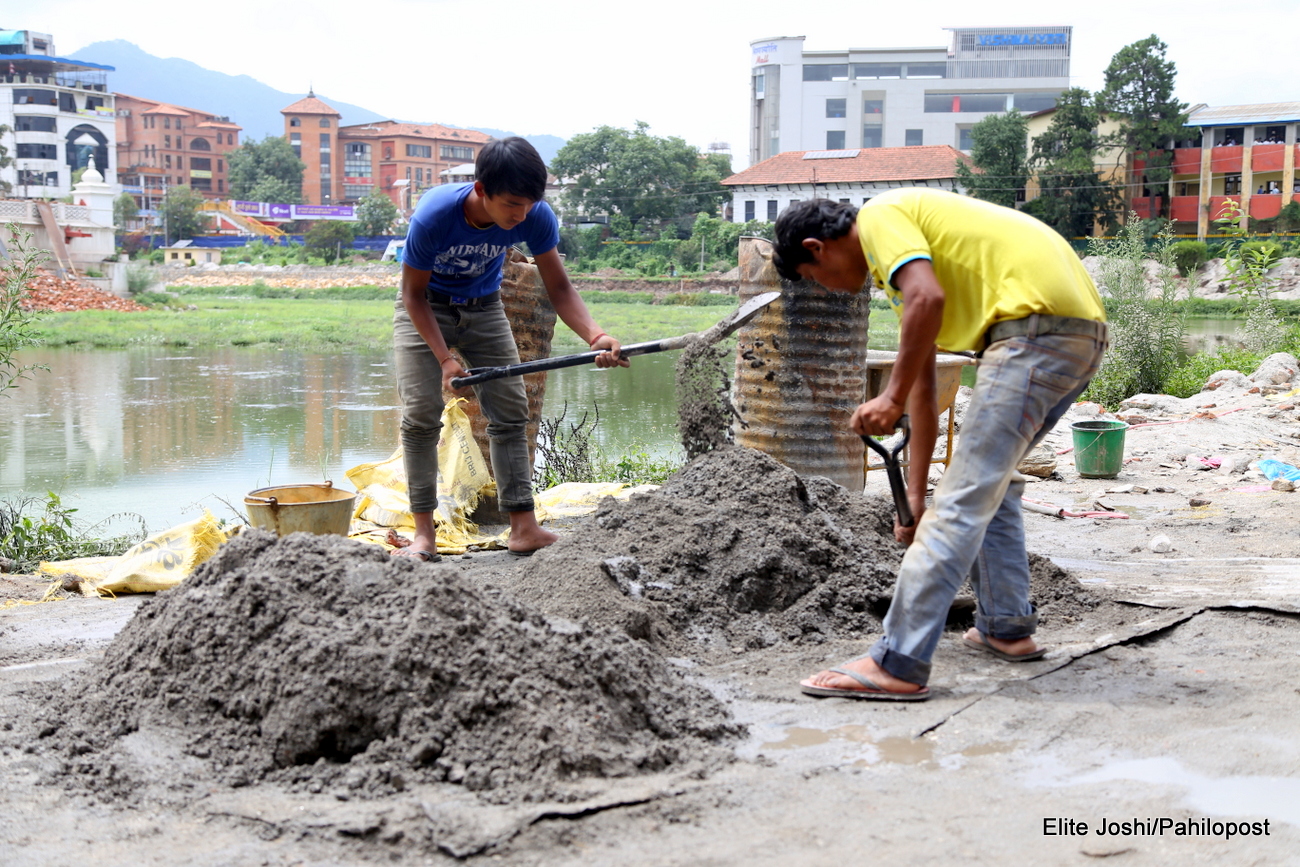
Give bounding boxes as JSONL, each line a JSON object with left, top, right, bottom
{"left": 773, "top": 190, "right": 1107, "bottom": 702}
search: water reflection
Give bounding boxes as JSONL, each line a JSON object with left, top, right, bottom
{"left": 0, "top": 347, "right": 685, "bottom": 533}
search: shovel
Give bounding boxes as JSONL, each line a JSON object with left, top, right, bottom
{"left": 450, "top": 291, "right": 782, "bottom": 389}
{"left": 862, "top": 415, "right": 914, "bottom": 528}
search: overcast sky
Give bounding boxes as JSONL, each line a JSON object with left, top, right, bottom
{"left": 27, "top": 0, "right": 1300, "bottom": 168}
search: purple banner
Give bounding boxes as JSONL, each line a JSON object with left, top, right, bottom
{"left": 227, "top": 200, "right": 357, "bottom": 222}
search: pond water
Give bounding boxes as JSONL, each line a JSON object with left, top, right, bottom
{"left": 0, "top": 316, "right": 1245, "bottom": 535}
{"left": 0, "top": 347, "right": 685, "bottom": 534}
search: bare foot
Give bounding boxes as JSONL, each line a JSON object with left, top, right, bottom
{"left": 800, "top": 655, "right": 925, "bottom": 695}
{"left": 507, "top": 524, "right": 558, "bottom": 554}
{"left": 963, "top": 627, "right": 1041, "bottom": 658}
{"left": 389, "top": 530, "right": 439, "bottom": 561}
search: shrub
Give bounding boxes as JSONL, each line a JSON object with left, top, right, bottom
{"left": 1164, "top": 346, "right": 1266, "bottom": 399}
{"left": 1169, "top": 240, "right": 1209, "bottom": 276}
{"left": 125, "top": 264, "right": 155, "bottom": 295}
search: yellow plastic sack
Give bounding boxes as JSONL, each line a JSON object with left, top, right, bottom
{"left": 37, "top": 510, "right": 230, "bottom": 596}
{"left": 346, "top": 398, "right": 504, "bottom": 554}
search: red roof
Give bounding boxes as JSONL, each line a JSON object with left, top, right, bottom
{"left": 280, "top": 94, "right": 341, "bottom": 116}
{"left": 723, "top": 146, "right": 970, "bottom": 186}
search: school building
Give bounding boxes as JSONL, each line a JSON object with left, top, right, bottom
{"left": 721, "top": 145, "right": 970, "bottom": 222}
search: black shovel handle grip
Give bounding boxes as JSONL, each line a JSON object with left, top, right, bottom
{"left": 862, "top": 414, "right": 914, "bottom": 528}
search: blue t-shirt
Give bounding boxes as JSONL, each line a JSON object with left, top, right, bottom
{"left": 402, "top": 182, "right": 560, "bottom": 299}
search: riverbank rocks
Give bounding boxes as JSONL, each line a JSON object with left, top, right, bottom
{"left": 38, "top": 530, "right": 738, "bottom": 803}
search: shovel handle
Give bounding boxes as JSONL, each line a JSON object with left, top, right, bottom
{"left": 862, "top": 415, "right": 914, "bottom": 528}
{"left": 450, "top": 337, "right": 687, "bottom": 388}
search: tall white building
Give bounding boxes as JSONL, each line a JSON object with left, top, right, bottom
{"left": 0, "top": 28, "right": 117, "bottom": 200}
{"left": 749, "top": 26, "right": 1072, "bottom": 165}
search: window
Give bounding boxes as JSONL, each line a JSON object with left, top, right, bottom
{"left": 925, "top": 93, "right": 1009, "bottom": 113}
{"left": 440, "top": 145, "right": 475, "bottom": 160}
{"left": 767, "top": 200, "right": 778, "bottom": 221}
{"left": 176, "top": 138, "right": 183, "bottom": 150}
{"left": 190, "top": 157, "right": 212, "bottom": 171}
{"left": 853, "top": 63, "right": 900, "bottom": 79}
{"left": 164, "top": 117, "right": 171, "bottom": 129}
{"left": 191, "top": 177, "right": 212, "bottom": 191}
{"left": 18, "top": 169, "right": 58, "bottom": 186}
{"left": 744, "top": 200, "right": 755, "bottom": 221}
{"left": 13, "top": 115, "right": 56, "bottom": 132}
{"left": 754, "top": 72, "right": 765, "bottom": 98}
{"left": 862, "top": 127, "right": 883, "bottom": 148}
{"left": 906, "top": 63, "right": 946, "bottom": 79}
{"left": 958, "top": 127, "right": 974, "bottom": 150}
{"left": 165, "top": 155, "right": 172, "bottom": 168}
{"left": 190, "top": 137, "right": 211, "bottom": 151}
{"left": 1224, "top": 173, "right": 1242, "bottom": 195}
{"left": 905, "top": 129, "right": 923, "bottom": 147}
{"left": 176, "top": 119, "right": 182, "bottom": 130}
{"left": 290, "top": 118, "right": 301, "bottom": 127}
{"left": 164, "top": 135, "right": 171, "bottom": 148}
{"left": 416, "top": 168, "right": 424, "bottom": 185}
{"left": 406, "top": 144, "right": 432, "bottom": 158}
{"left": 218, "top": 159, "right": 223, "bottom": 172}
{"left": 803, "top": 64, "right": 848, "bottom": 81}
{"left": 290, "top": 132, "right": 301, "bottom": 158}
{"left": 16, "top": 143, "right": 58, "bottom": 160}
{"left": 826, "top": 98, "right": 846, "bottom": 119}
{"left": 1012, "top": 92, "right": 1058, "bottom": 113}
{"left": 826, "top": 130, "right": 846, "bottom": 149}
{"left": 863, "top": 99, "right": 883, "bottom": 116}
{"left": 59, "top": 92, "right": 76, "bottom": 112}
{"left": 13, "top": 88, "right": 56, "bottom": 105}
{"left": 319, "top": 133, "right": 331, "bottom": 150}
{"left": 319, "top": 118, "right": 330, "bottom": 128}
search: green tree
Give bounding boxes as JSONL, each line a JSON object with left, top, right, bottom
{"left": 160, "top": 186, "right": 208, "bottom": 244}
{"left": 551, "top": 121, "right": 729, "bottom": 229}
{"left": 355, "top": 186, "right": 399, "bottom": 236}
{"left": 955, "top": 110, "right": 1029, "bottom": 208}
{"left": 1, "top": 227, "right": 46, "bottom": 396}
{"left": 1098, "top": 35, "right": 1189, "bottom": 222}
{"left": 304, "top": 221, "right": 355, "bottom": 263}
{"left": 227, "top": 136, "right": 306, "bottom": 203}
{"left": 1023, "top": 88, "right": 1120, "bottom": 239}
{"left": 112, "top": 191, "right": 139, "bottom": 232}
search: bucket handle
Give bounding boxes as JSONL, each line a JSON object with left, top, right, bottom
{"left": 245, "top": 480, "right": 335, "bottom": 506}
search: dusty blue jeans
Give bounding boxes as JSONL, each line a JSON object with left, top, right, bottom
{"left": 868, "top": 329, "right": 1106, "bottom": 685}
{"left": 393, "top": 295, "right": 534, "bottom": 514}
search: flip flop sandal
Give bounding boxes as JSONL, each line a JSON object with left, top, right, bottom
{"left": 800, "top": 665, "right": 930, "bottom": 702}
{"left": 962, "top": 632, "right": 1047, "bottom": 662}
{"left": 392, "top": 549, "right": 441, "bottom": 563}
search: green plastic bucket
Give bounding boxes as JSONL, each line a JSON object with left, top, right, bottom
{"left": 1071, "top": 420, "right": 1129, "bottom": 478}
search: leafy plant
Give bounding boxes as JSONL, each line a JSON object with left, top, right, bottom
{"left": 1083, "top": 215, "right": 1189, "bottom": 407}
{"left": 1, "top": 226, "right": 47, "bottom": 397}
{"left": 0, "top": 492, "right": 146, "bottom": 573}
{"left": 1169, "top": 240, "right": 1208, "bottom": 276}
{"left": 1215, "top": 200, "right": 1286, "bottom": 353}
{"left": 125, "top": 264, "right": 156, "bottom": 295}
{"left": 1164, "top": 346, "right": 1266, "bottom": 399}
{"left": 534, "top": 401, "right": 682, "bottom": 489}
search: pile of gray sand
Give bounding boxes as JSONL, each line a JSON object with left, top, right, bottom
{"left": 35, "top": 530, "right": 739, "bottom": 803}
{"left": 504, "top": 446, "right": 1100, "bottom": 653}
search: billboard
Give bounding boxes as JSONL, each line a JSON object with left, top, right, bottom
{"left": 231, "top": 200, "right": 356, "bottom": 221}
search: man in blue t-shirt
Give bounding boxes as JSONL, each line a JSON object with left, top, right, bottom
{"left": 393, "top": 137, "right": 626, "bottom": 561}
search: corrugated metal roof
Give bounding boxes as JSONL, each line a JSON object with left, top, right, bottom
{"left": 1189, "top": 102, "right": 1300, "bottom": 126}
{"left": 722, "top": 145, "right": 969, "bottom": 186}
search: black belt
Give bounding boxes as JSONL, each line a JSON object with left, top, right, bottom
{"left": 985, "top": 314, "right": 1107, "bottom": 348}
{"left": 426, "top": 289, "right": 500, "bottom": 310}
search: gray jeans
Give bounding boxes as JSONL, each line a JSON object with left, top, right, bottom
{"left": 393, "top": 296, "right": 534, "bottom": 514}
{"left": 868, "top": 329, "right": 1107, "bottom": 685}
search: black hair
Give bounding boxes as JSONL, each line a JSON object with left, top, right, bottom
{"left": 475, "top": 137, "right": 548, "bottom": 201}
{"left": 772, "top": 199, "right": 858, "bottom": 282}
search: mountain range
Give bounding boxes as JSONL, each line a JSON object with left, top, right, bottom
{"left": 70, "top": 40, "right": 566, "bottom": 165}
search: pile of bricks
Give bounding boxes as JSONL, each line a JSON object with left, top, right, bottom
{"left": 163, "top": 273, "right": 397, "bottom": 289}
{"left": 20, "top": 271, "right": 149, "bottom": 313}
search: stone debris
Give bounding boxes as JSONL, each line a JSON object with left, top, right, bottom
{"left": 1149, "top": 534, "right": 1174, "bottom": 554}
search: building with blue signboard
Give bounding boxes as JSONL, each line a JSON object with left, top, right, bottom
{"left": 749, "top": 26, "right": 1072, "bottom": 165}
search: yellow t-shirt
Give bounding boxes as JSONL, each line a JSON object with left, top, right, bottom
{"left": 858, "top": 188, "right": 1105, "bottom": 352}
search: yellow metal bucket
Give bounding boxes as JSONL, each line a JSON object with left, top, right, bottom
{"left": 244, "top": 482, "right": 356, "bottom": 537}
